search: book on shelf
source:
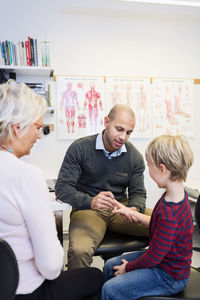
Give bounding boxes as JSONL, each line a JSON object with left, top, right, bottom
{"left": 25, "top": 81, "right": 52, "bottom": 108}
{"left": 37, "top": 38, "right": 42, "bottom": 67}
{"left": 0, "top": 36, "right": 51, "bottom": 67}
{"left": 8, "top": 41, "right": 13, "bottom": 65}
{"left": 34, "top": 39, "right": 38, "bottom": 66}
{"left": 0, "top": 42, "right": 5, "bottom": 65}
{"left": 18, "top": 41, "right": 23, "bottom": 66}
{"left": 22, "top": 42, "right": 27, "bottom": 66}
{"left": 29, "top": 37, "right": 35, "bottom": 66}
{"left": 5, "top": 41, "right": 10, "bottom": 65}
{"left": 45, "top": 39, "right": 51, "bottom": 67}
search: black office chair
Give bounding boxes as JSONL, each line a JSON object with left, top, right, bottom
{"left": 94, "top": 231, "right": 149, "bottom": 261}
{"left": 138, "top": 195, "right": 200, "bottom": 300}
{"left": 0, "top": 238, "right": 19, "bottom": 300}
{"left": 193, "top": 194, "right": 200, "bottom": 252}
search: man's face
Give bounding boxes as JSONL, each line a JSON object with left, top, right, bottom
{"left": 102, "top": 111, "right": 135, "bottom": 153}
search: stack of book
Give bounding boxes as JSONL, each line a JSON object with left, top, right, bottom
{"left": 25, "top": 82, "right": 52, "bottom": 107}
{"left": 0, "top": 37, "right": 51, "bottom": 67}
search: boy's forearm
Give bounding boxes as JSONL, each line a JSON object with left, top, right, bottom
{"left": 113, "top": 201, "right": 150, "bottom": 226}
{"left": 130, "top": 210, "right": 150, "bottom": 226}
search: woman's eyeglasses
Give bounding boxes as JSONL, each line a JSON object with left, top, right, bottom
{"left": 34, "top": 122, "right": 44, "bottom": 132}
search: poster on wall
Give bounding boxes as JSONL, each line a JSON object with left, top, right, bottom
{"left": 106, "top": 77, "right": 152, "bottom": 138}
{"left": 56, "top": 76, "right": 106, "bottom": 140}
{"left": 152, "top": 78, "right": 194, "bottom": 137}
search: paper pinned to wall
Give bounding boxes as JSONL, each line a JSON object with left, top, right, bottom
{"left": 56, "top": 76, "right": 195, "bottom": 140}
{"left": 106, "top": 77, "right": 152, "bottom": 138}
{"left": 152, "top": 78, "right": 194, "bottom": 137}
{"left": 56, "top": 76, "right": 106, "bottom": 140}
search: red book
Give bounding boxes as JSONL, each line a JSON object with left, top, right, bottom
{"left": 28, "top": 36, "right": 32, "bottom": 66}
{"left": 25, "top": 41, "right": 31, "bottom": 66}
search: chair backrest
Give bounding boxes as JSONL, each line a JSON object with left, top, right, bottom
{"left": 195, "top": 194, "right": 200, "bottom": 235}
{"left": 0, "top": 238, "right": 19, "bottom": 300}
{"left": 94, "top": 231, "right": 149, "bottom": 261}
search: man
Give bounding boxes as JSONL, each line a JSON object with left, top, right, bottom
{"left": 55, "top": 104, "right": 150, "bottom": 270}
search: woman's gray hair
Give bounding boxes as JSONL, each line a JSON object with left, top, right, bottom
{"left": 0, "top": 80, "right": 46, "bottom": 143}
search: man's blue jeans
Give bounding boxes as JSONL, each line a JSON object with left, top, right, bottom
{"left": 101, "top": 251, "right": 189, "bottom": 300}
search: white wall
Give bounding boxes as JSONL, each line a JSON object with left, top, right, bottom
{"left": 1, "top": 0, "right": 200, "bottom": 210}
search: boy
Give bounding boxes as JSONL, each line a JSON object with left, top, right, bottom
{"left": 102, "top": 135, "right": 194, "bottom": 300}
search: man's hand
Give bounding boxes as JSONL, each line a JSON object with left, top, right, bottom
{"left": 91, "top": 191, "right": 116, "bottom": 210}
{"left": 113, "top": 259, "right": 128, "bottom": 276}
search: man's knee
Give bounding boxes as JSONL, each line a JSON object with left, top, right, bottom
{"left": 144, "top": 207, "right": 153, "bottom": 216}
{"left": 68, "top": 244, "right": 94, "bottom": 269}
{"left": 69, "top": 239, "right": 94, "bottom": 258}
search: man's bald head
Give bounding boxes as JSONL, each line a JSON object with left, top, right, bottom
{"left": 108, "top": 104, "right": 135, "bottom": 122}
{"left": 103, "top": 104, "right": 136, "bottom": 153}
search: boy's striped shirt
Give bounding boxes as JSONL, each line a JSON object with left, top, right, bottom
{"left": 126, "top": 191, "right": 193, "bottom": 280}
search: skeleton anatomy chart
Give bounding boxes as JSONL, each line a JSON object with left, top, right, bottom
{"left": 56, "top": 76, "right": 105, "bottom": 139}
{"left": 56, "top": 76, "right": 195, "bottom": 140}
{"left": 153, "top": 79, "right": 194, "bottom": 137}
{"left": 106, "top": 77, "right": 152, "bottom": 138}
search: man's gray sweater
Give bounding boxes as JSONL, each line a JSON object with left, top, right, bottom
{"left": 55, "top": 134, "right": 146, "bottom": 212}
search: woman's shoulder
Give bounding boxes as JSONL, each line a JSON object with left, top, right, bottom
{"left": 0, "top": 153, "right": 47, "bottom": 198}
{"left": 4, "top": 152, "right": 44, "bottom": 181}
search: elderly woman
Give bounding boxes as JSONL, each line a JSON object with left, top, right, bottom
{"left": 0, "top": 80, "right": 104, "bottom": 300}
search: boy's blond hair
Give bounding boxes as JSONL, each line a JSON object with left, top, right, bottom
{"left": 145, "top": 135, "right": 193, "bottom": 181}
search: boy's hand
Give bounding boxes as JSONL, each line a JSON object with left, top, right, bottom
{"left": 113, "top": 259, "right": 128, "bottom": 276}
{"left": 113, "top": 200, "right": 140, "bottom": 223}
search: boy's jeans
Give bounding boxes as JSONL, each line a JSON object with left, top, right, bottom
{"left": 102, "top": 251, "right": 188, "bottom": 300}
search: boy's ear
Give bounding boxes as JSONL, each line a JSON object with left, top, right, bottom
{"left": 12, "top": 123, "right": 21, "bottom": 137}
{"left": 159, "top": 164, "right": 167, "bottom": 173}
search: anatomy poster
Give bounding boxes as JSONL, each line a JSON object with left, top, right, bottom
{"left": 152, "top": 79, "right": 194, "bottom": 137}
{"left": 56, "top": 76, "right": 106, "bottom": 140}
{"left": 106, "top": 77, "right": 152, "bottom": 138}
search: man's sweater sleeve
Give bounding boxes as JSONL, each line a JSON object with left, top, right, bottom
{"left": 55, "top": 143, "right": 93, "bottom": 209}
